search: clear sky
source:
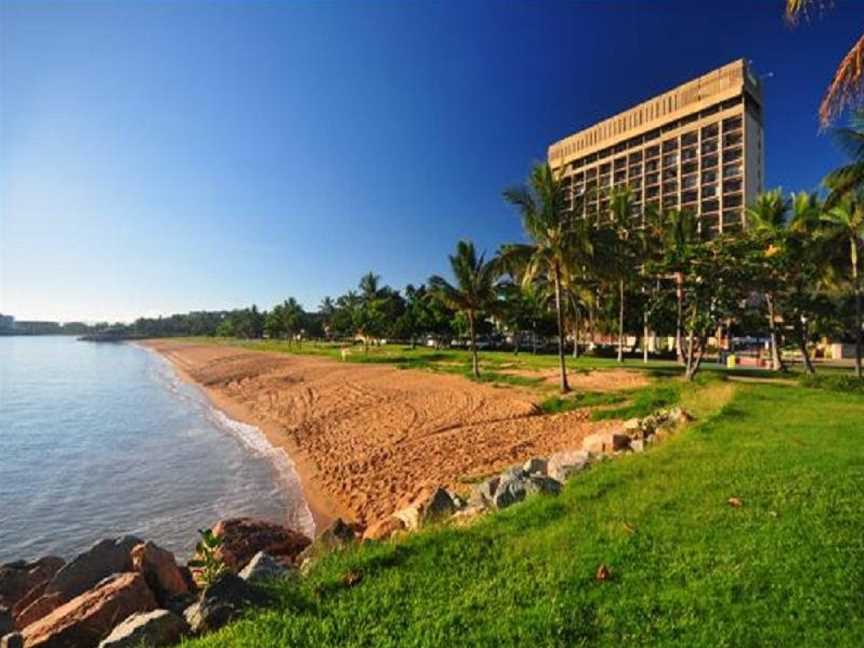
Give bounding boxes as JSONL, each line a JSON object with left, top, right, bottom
{"left": 1, "top": 0, "right": 860, "bottom": 322}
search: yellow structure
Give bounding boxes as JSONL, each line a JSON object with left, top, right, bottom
{"left": 548, "top": 59, "right": 763, "bottom": 235}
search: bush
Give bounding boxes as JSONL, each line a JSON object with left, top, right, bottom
{"left": 798, "top": 373, "right": 864, "bottom": 394}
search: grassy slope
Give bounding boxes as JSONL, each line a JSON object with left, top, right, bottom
{"left": 182, "top": 382, "right": 864, "bottom": 647}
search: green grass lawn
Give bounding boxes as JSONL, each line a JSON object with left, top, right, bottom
{"left": 181, "top": 381, "right": 864, "bottom": 647}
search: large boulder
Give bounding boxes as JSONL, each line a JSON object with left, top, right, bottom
{"left": 524, "top": 475, "right": 562, "bottom": 497}
{"left": 547, "top": 449, "right": 591, "bottom": 483}
{"left": 21, "top": 573, "right": 156, "bottom": 648}
{"left": 239, "top": 552, "right": 294, "bottom": 584}
{"left": 0, "top": 608, "right": 11, "bottom": 636}
{"left": 522, "top": 457, "right": 549, "bottom": 476}
{"left": 0, "top": 557, "right": 64, "bottom": 610}
{"left": 45, "top": 536, "right": 142, "bottom": 602}
{"left": 492, "top": 469, "right": 528, "bottom": 509}
{"left": 210, "top": 518, "right": 310, "bottom": 571}
{"left": 130, "top": 542, "right": 189, "bottom": 605}
{"left": 97, "top": 609, "right": 189, "bottom": 648}
{"left": 183, "top": 574, "right": 267, "bottom": 634}
{"left": 13, "top": 593, "right": 63, "bottom": 630}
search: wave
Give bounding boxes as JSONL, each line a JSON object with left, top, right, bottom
{"left": 141, "top": 344, "right": 316, "bottom": 538}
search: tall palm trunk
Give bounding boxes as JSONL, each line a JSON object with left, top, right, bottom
{"left": 852, "top": 240, "right": 862, "bottom": 378}
{"left": 572, "top": 307, "right": 580, "bottom": 359}
{"left": 766, "top": 293, "right": 785, "bottom": 372}
{"left": 675, "top": 272, "right": 685, "bottom": 364}
{"left": 617, "top": 279, "right": 625, "bottom": 363}
{"left": 553, "top": 265, "right": 570, "bottom": 393}
{"left": 794, "top": 315, "right": 816, "bottom": 375}
{"left": 468, "top": 312, "right": 479, "bottom": 378}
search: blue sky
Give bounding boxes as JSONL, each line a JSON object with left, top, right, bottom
{"left": 1, "top": 0, "right": 860, "bottom": 322}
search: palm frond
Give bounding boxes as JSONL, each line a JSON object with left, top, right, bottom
{"left": 820, "top": 33, "right": 864, "bottom": 126}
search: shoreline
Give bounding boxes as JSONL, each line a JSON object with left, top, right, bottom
{"left": 137, "top": 338, "right": 620, "bottom": 532}
{"left": 137, "top": 340, "right": 340, "bottom": 535}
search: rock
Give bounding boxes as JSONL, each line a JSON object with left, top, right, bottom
{"left": 392, "top": 505, "right": 421, "bottom": 531}
{"left": 582, "top": 432, "right": 631, "bottom": 455}
{"left": 522, "top": 457, "right": 548, "bottom": 476}
{"left": 97, "top": 609, "right": 188, "bottom": 648}
{"left": 296, "top": 518, "right": 357, "bottom": 571}
{"left": 469, "top": 476, "right": 500, "bottom": 509}
{"left": 622, "top": 418, "right": 641, "bottom": 434}
{"left": 0, "top": 632, "right": 22, "bottom": 648}
{"left": 362, "top": 517, "right": 406, "bottom": 542}
{"left": 183, "top": 574, "right": 267, "bottom": 634}
{"left": 14, "top": 592, "right": 63, "bottom": 629}
{"left": 239, "top": 552, "right": 293, "bottom": 584}
{"left": 22, "top": 573, "right": 156, "bottom": 648}
{"left": 45, "top": 536, "right": 142, "bottom": 602}
{"left": 0, "top": 608, "right": 11, "bottom": 636}
{"left": 630, "top": 439, "right": 645, "bottom": 453}
{"left": 0, "top": 557, "right": 65, "bottom": 610}
{"left": 492, "top": 472, "right": 527, "bottom": 510}
{"left": 547, "top": 449, "right": 591, "bottom": 483}
{"left": 210, "top": 518, "right": 311, "bottom": 571}
{"left": 419, "top": 488, "right": 457, "bottom": 524}
{"left": 524, "top": 476, "right": 562, "bottom": 496}
{"left": 667, "top": 406, "right": 692, "bottom": 423}
{"left": 130, "top": 542, "right": 189, "bottom": 605}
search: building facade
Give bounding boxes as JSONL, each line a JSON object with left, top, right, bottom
{"left": 548, "top": 59, "right": 763, "bottom": 236}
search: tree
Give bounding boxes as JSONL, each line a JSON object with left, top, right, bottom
{"left": 503, "top": 163, "right": 589, "bottom": 392}
{"left": 662, "top": 209, "right": 699, "bottom": 363}
{"left": 820, "top": 194, "right": 864, "bottom": 377}
{"left": 604, "top": 189, "right": 639, "bottom": 363}
{"left": 428, "top": 240, "right": 500, "bottom": 378}
{"left": 786, "top": 1, "right": 864, "bottom": 126}
{"left": 746, "top": 189, "right": 792, "bottom": 371}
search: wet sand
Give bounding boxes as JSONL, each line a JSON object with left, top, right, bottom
{"left": 144, "top": 340, "right": 621, "bottom": 531}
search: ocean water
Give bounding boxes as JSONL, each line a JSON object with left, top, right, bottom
{"left": 0, "top": 336, "right": 314, "bottom": 563}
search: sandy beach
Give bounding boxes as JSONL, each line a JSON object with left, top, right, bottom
{"left": 144, "top": 340, "right": 622, "bottom": 532}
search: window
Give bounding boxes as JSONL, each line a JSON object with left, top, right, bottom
{"left": 701, "top": 123, "right": 719, "bottom": 139}
{"left": 645, "top": 145, "right": 660, "bottom": 158}
{"left": 662, "top": 138, "right": 678, "bottom": 152}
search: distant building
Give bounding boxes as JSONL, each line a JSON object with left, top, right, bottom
{"left": 14, "top": 320, "right": 62, "bottom": 335}
{"left": 0, "top": 314, "right": 14, "bottom": 332}
{"left": 548, "top": 59, "right": 764, "bottom": 236}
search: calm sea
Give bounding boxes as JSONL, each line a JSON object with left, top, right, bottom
{"left": 0, "top": 336, "right": 313, "bottom": 563}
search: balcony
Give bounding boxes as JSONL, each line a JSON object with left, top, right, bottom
{"left": 662, "top": 154, "right": 678, "bottom": 168}
{"left": 723, "top": 163, "right": 742, "bottom": 179}
{"left": 663, "top": 139, "right": 678, "bottom": 153}
{"left": 702, "top": 170, "right": 718, "bottom": 184}
{"left": 724, "top": 147, "right": 743, "bottom": 162}
{"left": 646, "top": 186, "right": 660, "bottom": 199}
{"left": 682, "top": 174, "right": 698, "bottom": 190}
{"left": 614, "top": 171, "right": 627, "bottom": 183}
{"left": 723, "top": 133, "right": 743, "bottom": 147}
{"left": 682, "top": 131, "right": 698, "bottom": 146}
{"left": 723, "top": 179, "right": 742, "bottom": 194}
{"left": 682, "top": 190, "right": 698, "bottom": 205}
{"left": 614, "top": 157, "right": 627, "bottom": 170}
{"left": 645, "top": 159, "right": 660, "bottom": 173}
{"left": 682, "top": 146, "right": 698, "bottom": 162}
{"left": 702, "top": 185, "right": 718, "bottom": 198}
{"left": 663, "top": 195, "right": 678, "bottom": 208}
{"left": 662, "top": 181, "right": 678, "bottom": 194}
{"left": 723, "top": 209, "right": 743, "bottom": 228}
{"left": 682, "top": 161, "right": 698, "bottom": 175}
{"left": 629, "top": 164, "right": 642, "bottom": 177}
{"left": 663, "top": 167, "right": 678, "bottom": 181}
{"left": 645, "top": 145, "right": 660, "bottom": 159}
{"left": 723, "top": 116, "right": 742, "bottom": 132}
{"left": 701, "top": 141, "right": 718, "bottom": 155}
{"left": 628, "top": 151, "right": 643, "bottom": 164}
{"left": 701, "top": 124, "right": 719, "bottom": 139}
{"left": 724, "top": 193, "right": 743, "bottom": 208}
{"left": 646, "top": 172, "right": 660, "bottom": 186}
{"left": 701, "top": 198, "right": 720, "bottom": 213}
{"left": 702, "top": 154, "right": 719, "bottom": 169}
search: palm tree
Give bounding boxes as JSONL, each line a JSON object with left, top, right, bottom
{"left": 638, "top": 203, "right": 666, "bottom": 363}
{"left": 606, "top": 189, "right": 637, "bottom": 363}
{"left": 786, "top": 1, "right": 864, "bottom": 126}
{"left": 428, "top": 240, "right": 500, "bottom": 378}
{"left": 502, "top": 163, "right": 589, "bottom": 392}
{"left": 746, "top": 189, "right": 792, "bottom": 371}
{"left": 359, "top": 272, "right": 382, "bottom": 301}
{"left": 663, "top": 209, "right": 699, "bottom": 363}
{"left": 821, "top": 195, "right": 864, "bottom": 377}
{"left": 787, "top": 192, "right": 825, "bottom": 374}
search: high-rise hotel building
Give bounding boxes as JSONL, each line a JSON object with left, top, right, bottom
{"left": 548, "top": 59, "right": 763, "bottom": 236}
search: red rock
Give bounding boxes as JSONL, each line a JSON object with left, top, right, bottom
{"left": 13, "top": 592, "right": 63, "bottom": 630}
{"left": 0, "top": 558, "right": 64, "bottom": 610}
{"left": 22, "top": 573, "right": 156, "bottom": 648}
{"left": 209, "top": 518, "right": 311, "bottom": 571}
{"left": 130, "top": 542, "right": 189, "bottom": 604}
